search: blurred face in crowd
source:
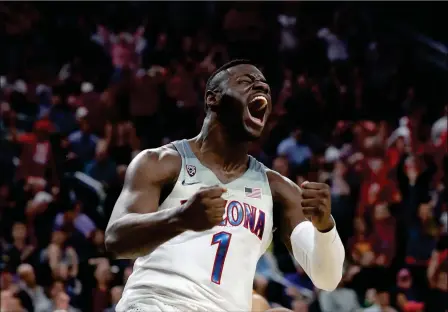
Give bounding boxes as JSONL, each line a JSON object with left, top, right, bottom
{"left": 397, "top": 269, "right": 412, "bottom": 289}
{"left": 272, "top": 157, "right": 289, "bottom": 177}
{"left": 51, "top": 95, "right": 61, "bottom": 106}
{"left": 95, "top": 142, "right": 109, "bottom": 161}
{"left": 333, "top": 160, "right": 347, "bottom": 177}
{"left": 95, "top": 262, "right": 112, "bottom": 284}
{"left": 79, "top": 118, "right": 90, "bottom": 133}
{"left": 50, "top": 281, "right": 65, "bottom": 299}
{"left": 55, "top": 291, "right": 70, "bottom": 309}
{"left": 354, "top": 217, "right": 366, "bottom": 234}
{"left": 296, "top": 74, "right": 307, "bottom": 88}
{"left": 377, "top": 291, "right": 390, "bottom": 307}
{"left": 51, "top": 230, "right": 67, "bottom": 246}
{"left": 405, "top": 156, "right": 419, "bottom": 179}
{"left": 12, "top": 222, "right": 27, "bottom": 242}
{"left": 395, "top": 136, "right": 406, "bottom": 152}
{"left": 418, "top": 202, "right": 432, "bottom": 221}
{"left": 18, "top": 264, "right": 37, "bottom": 287}
{"left": 92, "top": 230, "right": 105, "bottom": 247}
{"left": 291, "top": 299, "right": 308, "bottom": 312}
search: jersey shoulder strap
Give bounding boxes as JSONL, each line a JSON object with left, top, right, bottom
{"left": 171, "top": 139, "right": 200, "bottom": 184}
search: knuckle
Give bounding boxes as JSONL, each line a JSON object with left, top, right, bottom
{"left": 319, "top": 189, "right": 329, "bottom": 197}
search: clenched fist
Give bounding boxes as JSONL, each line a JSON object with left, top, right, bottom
{"left": 301, "top": 181, "right": 334, "bottom": 232}
{"left": 180, "top": 186, "right": 227, "bottom": 231}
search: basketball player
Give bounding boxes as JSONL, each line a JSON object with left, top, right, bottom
{"left": 105, "top": 60, "right": 345, "bottom": 312}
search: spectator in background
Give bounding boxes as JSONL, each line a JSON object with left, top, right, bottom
{"left": 348, "top": 217, "right": 376, "bottom": 266}
{"left": 1, "top": 289, "right": 25, "bottom": 312}
{"left": 0, "top": 3, "right": 446, "bottom": 312}
{"left": 40, "top": 227, "right": 79, "bottom": 279}
{"left": 277, "top": 128, "right": 312, "bottom": 168}
{"left": 84, "top": 140, "right": 118, "bottom": 188}
{"left": 371, "top": 203, "right": 396, "bottom": 267}
{"left": 165, "top": 62, "right": 199, "bottom": 138}
{"left": 318, "top": 271, "right": 360, "bottom": 312}
{"left": 272, "top": 156, "right": 291, "bottom": 179}
{"left": 146, "top": 32, "right": 171, "bottom": 67}
{"left": 393, "top": 268, "right": 423, "bottom": 312}
{"left": 426, "top": 234, "right": 448, "bottom": 312}
{"left": 92, "top": 261, "right": 112, "bottom": 312}
{"left": 16, "top": 119, "right": 59, "bottom": 190}
{"left": 54, "top": 201, "right": 96, "bottom": 239}
{"left": 78, "top": 82, "right": 109, "bottom": 136}
{"left": 105, "top": 286, "right": 123, "bottom": 312}
{"left": 35, "top": 280, "right": 80, "bottom": 312}
{"left": 48, "top": 92, "right": 77, "bottom": 135}
{"left": 3, "top": 222, "right": 35, "bottom": 273}
{"left": 17, "top": 263, "right": 47, "bottom": 310}
{"left": 68, "top": 107, "right": 99, "bottom": 164}
{"left": 317, "top": 27, "right": 349, "bottom": 63}
{"left": 128, "top": 67, "right": 163, "bottom": 149}
{"left": 52, "top": 262, "right": 82, "bottom": 307}
{"left": 363, "top": 289, "right": 397, "bottom": 312}
{"left": 406, "top": 200, "right": 439, "bottom": 266}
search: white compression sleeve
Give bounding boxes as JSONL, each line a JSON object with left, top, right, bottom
{"left": 290, "top": 219, "right": 345, "bottom": 291}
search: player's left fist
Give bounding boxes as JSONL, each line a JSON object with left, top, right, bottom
{"left": 301, "top": 181, "right": 334, "bottom": 232}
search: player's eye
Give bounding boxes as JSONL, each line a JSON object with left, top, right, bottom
{"left": 237, "top": 79, "right": 252, "bottom": 85}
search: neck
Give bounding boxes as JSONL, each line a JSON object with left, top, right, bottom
{"left": 194, "top": 115, "right": 249, "bottom": 171}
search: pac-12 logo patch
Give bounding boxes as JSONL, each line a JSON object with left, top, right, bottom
{"left": 186, "top": 165, "right": 196, "bottom": 177}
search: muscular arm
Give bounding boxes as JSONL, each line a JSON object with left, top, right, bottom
{"left": 267, "top": 170, "right": 345, "bottom": 291}
{"left": 105, "top": 146, "right": 185, "bottom": 259}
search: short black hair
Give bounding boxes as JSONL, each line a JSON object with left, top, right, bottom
{"left": 205, "top": 59, "right": 255, "bottom": 93}
{"left": 204, "top": 59, "right": 255, "bottom": 112}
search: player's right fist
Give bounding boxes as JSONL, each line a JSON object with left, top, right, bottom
{"left": 180, "top": 186, "right": 227, "bottom": 231}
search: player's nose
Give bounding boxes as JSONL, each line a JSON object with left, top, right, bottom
{"left": 252, "top": 80, "right": 270, "bottom": 95}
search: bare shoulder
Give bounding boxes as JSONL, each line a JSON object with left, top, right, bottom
{"left": 265, "top": 168, "right": 301, "bottom": 203}
{"left": 125, "top": 144, "right": 182, "bottom": 187}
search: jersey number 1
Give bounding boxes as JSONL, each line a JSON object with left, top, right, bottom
{"left": 210, "top": 231, "right": 232, "bottom": 285}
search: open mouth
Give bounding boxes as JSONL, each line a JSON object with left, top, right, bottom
{"left": 247, "top": 95, "right": 268, "bottom": 125}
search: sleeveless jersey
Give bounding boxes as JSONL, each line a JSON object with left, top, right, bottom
{"left": 117, "top": 139, "right": 273, "bottom": 312}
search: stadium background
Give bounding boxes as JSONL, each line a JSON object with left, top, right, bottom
{"left": 0, "top": 2, "right": 447, "bottom": 312}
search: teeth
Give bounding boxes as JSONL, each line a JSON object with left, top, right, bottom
{"left": 250, "top": 96, "right": 268, "bottom": 109}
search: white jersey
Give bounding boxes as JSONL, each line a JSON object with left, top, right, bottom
{"left": 117, "top": 139, "right": 274, "bottom": 312}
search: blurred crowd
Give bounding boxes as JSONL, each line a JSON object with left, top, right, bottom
{"left": 0, "top": 2, "right": 447, "bottom": 312}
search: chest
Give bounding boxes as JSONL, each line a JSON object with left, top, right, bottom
{"left": 172, "top": 180, "right": 273, "bottom": 247}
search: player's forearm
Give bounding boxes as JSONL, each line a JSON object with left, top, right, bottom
{"left": 290, "top": 220, "right": 345, "bottom": 291}
{"left": 105, "top": 207, "right": 186, "bottom": 259}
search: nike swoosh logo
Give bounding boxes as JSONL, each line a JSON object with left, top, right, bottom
{"left": 182, "top": 180, "right": 201, "bottom": 186}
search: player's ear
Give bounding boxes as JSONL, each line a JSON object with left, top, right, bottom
{"left": 205, "top": 90, "right": 221, "bottom": 112}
